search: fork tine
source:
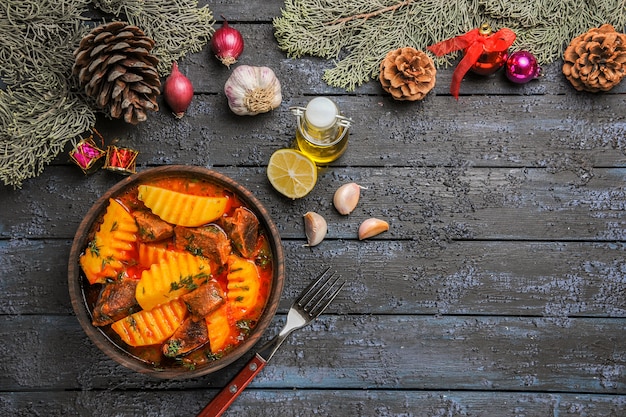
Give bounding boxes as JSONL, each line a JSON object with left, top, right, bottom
{"left": 307, "top": 274, "right": 340, "bottom": 311}
{"left": 296, "top": 266, "right": 334, "bottom": 307}
{"left": 307, "top": 278, "right": 345, "bottom": 319}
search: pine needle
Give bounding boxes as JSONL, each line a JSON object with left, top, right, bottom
{"left": 0, "top": 0, "right": 94, "bottom": 188}
{"left": 273, "top": 0, "right": 626, "bottom": 91}
{"left": 93, "top": 0, "right": 215, "bottom": 75}
{"left": 0, "top": 0, "right": 214, "bottom": 187}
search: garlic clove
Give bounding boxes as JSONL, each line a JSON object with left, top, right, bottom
{"left": 333, "top": 182, "right": 364, "bottom": 215}
{"left": 358, "top": 218, "right": 389, "bottom": 240}
{"left": 303, "top": 211, "right": 327, "bottom": 247}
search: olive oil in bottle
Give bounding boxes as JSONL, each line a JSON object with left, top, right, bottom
{"left": 291, "top": 97, "right": 351, "bottom": 164}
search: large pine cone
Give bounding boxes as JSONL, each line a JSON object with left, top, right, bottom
{"left": 562, "top": 24, "right": 626, "bottom": 92}
{"left": 379, "top": 47, "right": 436, "bottom": 101}
{"left": 73, "top": 22, "right": 161, "bottom": 124}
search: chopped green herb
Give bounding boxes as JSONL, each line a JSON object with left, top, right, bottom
{"left": 204, "top": 351, "right": 223, "bottom": 361}
{"left": 170, "top": 271, "right": 210, "bottom": 292}
{"left": 139, "top": 226, "right": 155, "bottom": 240}
{"left": 165, "top": 340, "right": 182, "bottom": 357}
{"left": 255, "top": 248, "right": 272, "bottom": 268}
{"left": 185, "top": 245, "right": 203, "bottom": 257}
{"left": 236, "top": 320, "right": 253, "bottom": 332}
{"left": 100, "top": 256, "right": 114, "bottom": 271}
{"left": 87, "top": 239, "right": 100, "bottom": 257}
{"left": 126, "top": 316, "right": 137, "bottom": 331}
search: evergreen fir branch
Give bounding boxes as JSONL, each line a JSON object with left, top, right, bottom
{"left": 0, "top": 0, "right": 95, "bottom": 188}
{"left": 93, "top": 0, "right": 215, "bottom": 75}
{"left": 0, "top": 0, "right": 215, "bottom": 187}
{"left": 325, "top": 0, "right": 415, "bottom": 26}
{"left": 0, "top": 76, "right": 95, "bottom": 188}
{"left": 274, "top": 0, "right": 626, "bottom": 91}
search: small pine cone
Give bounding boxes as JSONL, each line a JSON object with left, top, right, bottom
{"left": 379, "top": 47, "right": 436, "bottom": 101}
{"left": 562, "top": 24, "right": 626, "bottom": 92}
{"left": 73, "top": 22, "right": 161, "bottom": 124}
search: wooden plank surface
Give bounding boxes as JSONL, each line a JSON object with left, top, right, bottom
{"left": 4, "top": 390, "right": 625, "bottom": 417}
{"left": 2, "top": 166, "right": 625, "bottom": 241}
{"left": 2, "top": 314, "right": 625, "bottom": 393}
{"left": 1, "top": 1, "right": 625, "bottom": 416}
{"left": 2, "top": 238, "right": 625, "bottom": 317}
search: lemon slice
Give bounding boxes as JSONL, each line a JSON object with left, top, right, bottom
{"left": 267, "top": 149, "right": 317, "bottom": 199}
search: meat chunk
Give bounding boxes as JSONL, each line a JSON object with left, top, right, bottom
{"left": 162, "top": 317, "right": 209, "bottom": 357}
{"left": 222, "top": 207, "right": 259, "bottom": 258}
{"left": 181, "top": 281, "right": 226, "bottom": 321}
{"left": 133, "top": 210, "right": 174, "bottom": 242}
{"left": 92, "top": 278, "right": 139, "bottom": 326}
{"left": 174, "top": 225, "right": 231, "bottom": 270}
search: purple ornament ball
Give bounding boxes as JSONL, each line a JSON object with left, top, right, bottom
{"left": 505, "top": 51, "right": 541, "bottom": 84}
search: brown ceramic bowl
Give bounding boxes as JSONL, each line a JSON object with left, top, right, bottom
{"left": 68, "top": 165, "right": 284, "bottom": 379}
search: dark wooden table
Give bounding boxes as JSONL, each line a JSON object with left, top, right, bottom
{"left": 2, "top": 2, "right": 625, "bottom": 416}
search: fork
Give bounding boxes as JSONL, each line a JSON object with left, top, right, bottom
{"left": 196, "top": 267, "right": 345, "bottom": 417}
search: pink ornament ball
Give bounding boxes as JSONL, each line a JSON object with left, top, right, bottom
{"left": 505, "top": 51, "right": 541, "bottom": 84}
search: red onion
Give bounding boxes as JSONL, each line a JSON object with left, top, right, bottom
{"left": 163, "top": 61, "right": 194, "bottom": 119}
{"left": 211, "top": 18, "right": 244, "bottom": 68}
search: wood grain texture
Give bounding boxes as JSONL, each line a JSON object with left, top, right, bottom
{"left": 1, "top": 166, "right": 625, "bottom": 241}
{"left": 2, "top": 239, "right": 625, "bottom": 317}
{"left": 1, "top": 2, "right": 625, "bottom": 416}
{"left": 2, "top": 314, "right": 625, "bottom": 393}
{"left": 2, "top": 390, "right": 625, "bottom": 417}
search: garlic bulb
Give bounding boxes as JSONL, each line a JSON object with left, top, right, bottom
{"left": 358, "top": 218, "right": 389, "bottom": 240}
{"left": 224, "top": 65, "right": 282, "bottom": 116}
{"left": 303, "top": 211, "right": 327, "bottom": 247}
{"left": 333, "top": 182, "right": 364, "bottom": 215}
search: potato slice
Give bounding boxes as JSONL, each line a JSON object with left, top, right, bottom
{"left": 205, "top": 303, "right": 234, "bottom": 354}
{"left": 137, "top": 241, "right": 175, "bottom": 268}
{"left": 137, "top": 184, "right": 228, "bottom": 227}
{"left": 226, "top": 255, "right": 261, "bottom": 321}
{"left": 79, "top": 198, "right": 138, "bottom": 285}
{"left": 111, "top": 299, "right": 187, "bottom": 347}
{"left": 136, "top": 251, "right": 211, "bottom": 311}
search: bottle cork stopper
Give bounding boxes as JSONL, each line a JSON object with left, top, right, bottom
{"left": 304, "top": 97, "right": 338, "bottom": 130}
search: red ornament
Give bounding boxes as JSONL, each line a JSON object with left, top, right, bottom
{"left": 69, "top": 129, "right": 106, "bottom": 174}
{"left": 505, "top": 50, "right": 541, "bottom": 84}
{"left": 427, "top": 24, "right": 516, "bottom": 99}
{"left": 69, "top": 137, "right": 105, "bottom": 174}
{"left": 103, "top": 145, "right": 138, "bottom": 175}
{"left": 469, "top": 25, "right": 509, "bottom": 75}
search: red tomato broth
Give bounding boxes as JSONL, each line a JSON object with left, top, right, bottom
{"left": 80, "top": 175, "right": 274, "bottom": 369}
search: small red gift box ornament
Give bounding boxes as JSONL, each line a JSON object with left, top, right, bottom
{"left": 103, "top": 145, "right": 138, "bottom": 175}
{"left": 69, "top": 137, "right": 106, "bottom": 174}
{"left": 428, "top": 23, "right": 516, "bottom": 99}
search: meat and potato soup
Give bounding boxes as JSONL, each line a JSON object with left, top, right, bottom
{"left": 79, "top": 176, "right": 274, "bottom": 369}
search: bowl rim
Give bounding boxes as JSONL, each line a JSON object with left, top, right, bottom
{"left": 68, "top": 165, "right": 285, "bottom": 379}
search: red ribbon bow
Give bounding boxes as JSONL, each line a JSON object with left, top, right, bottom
{"left": 428, "top": 26, "right": 516, "bottom": 99}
